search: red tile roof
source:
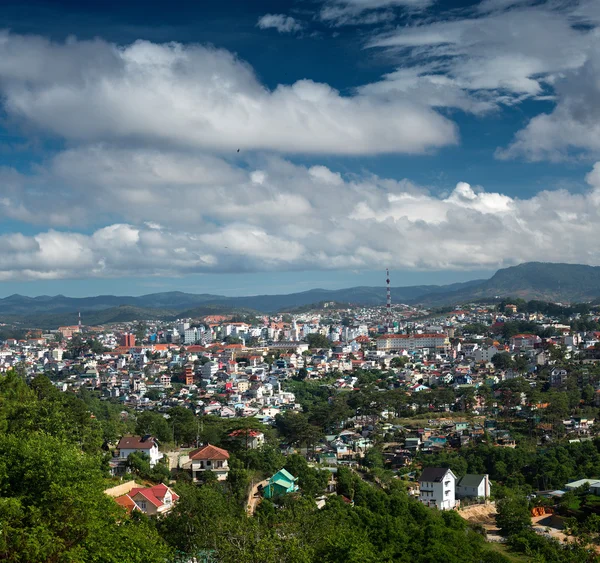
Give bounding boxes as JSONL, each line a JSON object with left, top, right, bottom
{"left": 129, "top": 484, "right": 179, "bottom": 509}
{"left": 189, "top": 443, "right": 230, "bottom": 461}
{"left": 115, "top": 494, "right": 138, "bottom": 513}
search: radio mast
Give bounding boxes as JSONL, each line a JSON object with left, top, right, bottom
{"left": 386, "top": 268, "right": 393, "bottom": 333}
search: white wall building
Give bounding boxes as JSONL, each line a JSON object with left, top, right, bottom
{"left": 418, "top": 467, "right": 457, "bottom": 510}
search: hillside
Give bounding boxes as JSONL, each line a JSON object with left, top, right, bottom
{"left": 0, "top": 279, "right": 481, "bottom": 322}
{"left": 3, "top": 262, "right": 600, "bottom": 326}
{"left": 417, "top": 262, "right": 600, "bottom": 305}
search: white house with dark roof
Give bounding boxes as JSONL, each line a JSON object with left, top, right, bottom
{"left": 418, "top": 467, "right": 457, "bottom": 510}
{"left": 117, "top": 435, "right": 163, "bottom": 467}
{"left": 456, "top": 474, "right": 491, "bottom": 500}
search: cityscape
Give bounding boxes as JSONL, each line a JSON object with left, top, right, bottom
{"left": 2, "top": 0, "right": 600, "bottom": 562}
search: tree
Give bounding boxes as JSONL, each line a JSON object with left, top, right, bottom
{"left": 135, "top": 410, "right": 172, "bottom": 443}
{"left": 492, "top": 352, "right": 514, "bottom": 370}
{"left": 0, "top": 370, "right": 171, "bottom": 562}
{"left": 496, "top": 496, "right": 531, "bottom": 536}
{"left": 306, "top": 333, "right": 331, "bottom": 349}
{"left": 390, "top": 357, "right": 408, "bottom": 368}
{"left": 144, "top": 388, "right": 163, "bottom": 402}
{"left": 66, "top": 333, "right": 87, "bottom": 358}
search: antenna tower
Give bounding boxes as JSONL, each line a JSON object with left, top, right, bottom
{"left": 386, "top": 268, "right": 393, "bottom": 333}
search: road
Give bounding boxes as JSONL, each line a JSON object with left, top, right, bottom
{"left": 246, "top": 479, "right": 269, "bottom": 516}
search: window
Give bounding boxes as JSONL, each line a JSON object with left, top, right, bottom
{"left": 139, "top": 501, "right": 147, "bottom": 510}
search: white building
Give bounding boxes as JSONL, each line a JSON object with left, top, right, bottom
{"left": 474, "top": 346, "right": 499, "bottom": 363}
{"left": 377, "top": 333, "right": 449, "bottom": 353}
{"left": 117, "top": 435, "right": 163, "bottom": 467}
{"left": 418, "top": 467, "right": 457, "bottom": 510}
{"left": 456, "top": 474, "right": 491, "bottom": 500}
{"left": 184, "top": 328, "right": 197, "bottom": 344}
{"left": 187, "top": 444, "right": 230, "bottom": 481}
{"left": 202, "top": 361, "right": 219, "bottom": 379}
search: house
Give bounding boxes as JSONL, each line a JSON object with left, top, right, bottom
{"left": 550, "top": 368, "right": 568, "bottom": 387}
{"left": 418, "top": 467, "right": 457, "bottom": 510}
{"left": 116, "top": 484, "right": 179, "bottom": 516}
{"left": 510, "top": 334, "right": 541, "bottom": 351}
{"left": 263, "top": 468, "right": 299, "bottom": 499}
{"left": 117, "top": 435, "right": 163, "bottom": 467}
{"left": 188, "top": 444, "right": 230, "bottom": 481}
{"left": 228, "top": 429, "right": 265, "bottom": 449}
{"left": 456, "top": 474, "right": 491, "bottom": 500}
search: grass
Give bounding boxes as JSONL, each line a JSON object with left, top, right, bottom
{"left": 486, "top": 542, "right": 533, "bottom": 562}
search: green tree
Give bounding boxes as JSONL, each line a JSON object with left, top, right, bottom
{"left": 496, "top": 496, "right": 531, "bottom": 536}
{"left": 306, "top": 333, "right": 331, "bottom": 349}
{"left": 492, "top": 352, "right": 514, "bottom": 370}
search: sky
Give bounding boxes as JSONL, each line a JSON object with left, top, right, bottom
{"left": 0, "top": 0, "right": 600, "bottom": 297}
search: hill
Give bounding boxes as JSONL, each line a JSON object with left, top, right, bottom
{"left": 417, "top": 262, "right": 600, "bottom": 305}
{"left": 3, "top": 262, "right": 600, "bottom": 327}
{"left": 0, "top": 279, "right": 482, "bottom": 324}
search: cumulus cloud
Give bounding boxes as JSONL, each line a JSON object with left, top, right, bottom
{"left": 257, "top": 14, "right": 303, "bottom": 33}
{"left": 0, "top": 30, "right": 456, "bottom": 155}
{"left": 499, "top": 46, "right": 600, "bottom": 161}
{"left": 1, "top": 146, "right": 600, "bottom": 279}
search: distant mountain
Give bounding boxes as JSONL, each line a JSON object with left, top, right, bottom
{"left": 0, "top": 279, "right": 482, "bottom": 324}
{"left": 416, "top": 262, "right": 600, "bottom": 305}
{"left": 3, "top": 262, "right": 600, "bottom": 328}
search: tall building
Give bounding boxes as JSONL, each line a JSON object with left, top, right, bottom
{"left": 121, "top": 333, "right": 136, "bottom": 348}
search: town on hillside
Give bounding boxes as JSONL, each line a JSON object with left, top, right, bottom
{"left": 4, "top": 297, "right": 600, "bottom": 561}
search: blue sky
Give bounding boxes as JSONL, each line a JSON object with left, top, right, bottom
{"left": 0, "top": 0, "right": 599, "bottom": 297}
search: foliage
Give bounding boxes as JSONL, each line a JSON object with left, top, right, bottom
{"left": 159, "top": 470, "right": 504, "bottom": 563}
{"left": 496, "top": 495, "right": 531, "bottom": 536}
{"left": 0, "top": 370, "right": 171, "bottom": 562}
{"left": 305, "top": 333, "right": 331, "bottom": 349}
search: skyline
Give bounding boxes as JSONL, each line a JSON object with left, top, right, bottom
{"left": 1, "top": 0, "right": 600, "bottom": 296}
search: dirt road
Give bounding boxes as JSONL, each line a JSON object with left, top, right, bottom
{"left": 246, "top": 479, "right": 269, "bottom": 516}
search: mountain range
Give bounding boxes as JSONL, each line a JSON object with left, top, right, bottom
{"left": 1, "top": 262, "right": 600, "bottom": 328}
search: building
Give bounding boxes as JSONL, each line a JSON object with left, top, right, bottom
{"left": 456, "top": 474, "right": 491, "bottom": 500}
{"left": 117, "top": 435, "right": 163, "bottom": 467}
{"left": 418, "top": 467, "right": 457, "bottom": 510}
{"left": 510, "top": 334, "right": 541, "bottom": 351}
{"left": 377, "top": 333, "right": 450, "bottom": 353}
{"left": 474, "top": 346, "right": 499, "bottom": 363}
{"left": 184, "top": 328, "right": 197, "bottom": 345}
{"left": 116, "top": 484, "right": 179, "bottom": 516}
{"left": 202, "top": 361, "right": 219, "bottom": 380}
{"left": 263, "top": 469, "right": 299, "bottom": 499}
{"left": 188, "top": 444, "right": 230, "bottom": 481}
{"left": 228, "top": 429, "right": 265, "bottom": 449}
{"left": 184, "top": 363, "right": 195, "bottom": 386}
{"left": 121, "top": 333, "right": 136, "bottom": 348}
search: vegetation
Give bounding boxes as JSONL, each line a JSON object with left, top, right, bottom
{"left": 0, "top": 370, "right": 171, "bottom": 562}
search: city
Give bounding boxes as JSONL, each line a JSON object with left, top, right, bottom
{"left": 2, "top": 0, "right": 600, "bottom": 561}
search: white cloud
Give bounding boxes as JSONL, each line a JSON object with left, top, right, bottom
{"left": 320, "top": 0, "right": 433, "bottom": 26}
{"left": 1, "top": 145, "right": 600, "bottom": 279}
{"left": 257, "top": 14, "right": 303, "bottom": 33}
{"left": 369, "top": 7, "right": 592, "bottom": 97}
{"left": 0, "top": 31, "right": 456, "bottom": 156}
{"left": 362, "top": 1, "right": 600, "bottom": 159}
{"left": 499, "top": 46, "right": 600, "bottom": 161}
